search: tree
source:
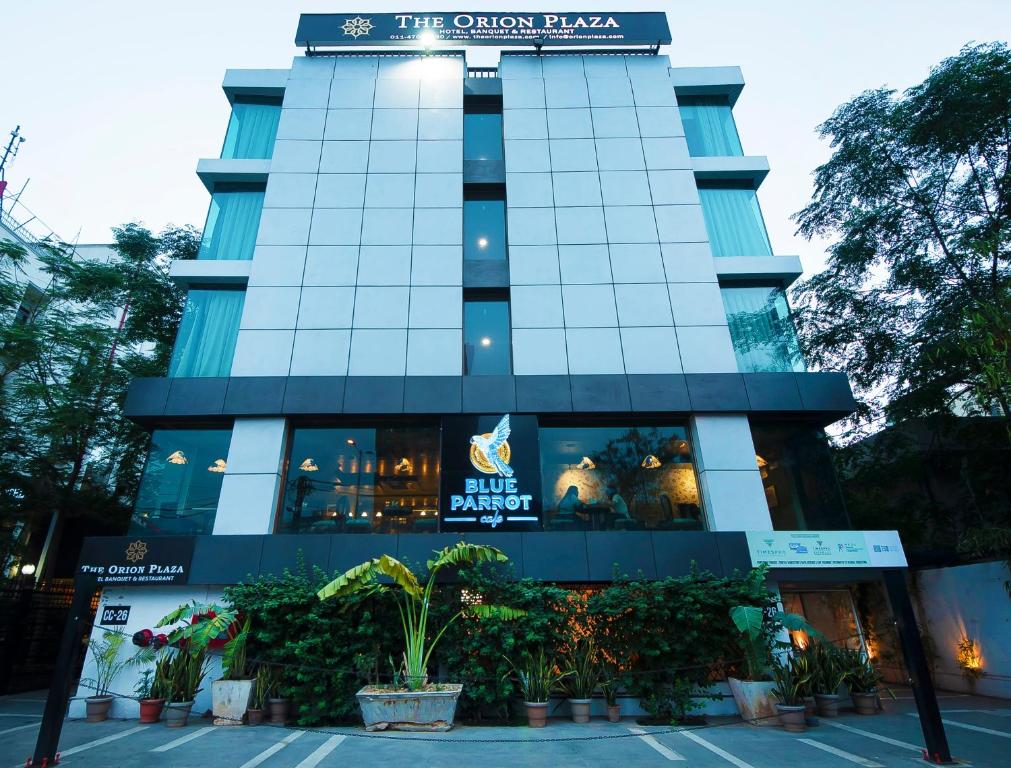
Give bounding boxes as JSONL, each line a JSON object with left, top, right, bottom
{"left": 1, "top": 225, "right": 196, "bottom": 578}
{"left": 792, "top": 42, "right": 1011, "bottom": 438}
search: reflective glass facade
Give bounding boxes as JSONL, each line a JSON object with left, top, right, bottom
{"left": 722, "top": 286, "right": 805, "bottom": 373}
{"left": 168, "top": 288, "right": 245, "bottom": 377}
{"left": 463, "top": 298, "right": 511, "bottom": 374}
{"left": 679, "top": 96, "right": 743, "bottom": 157}
{"left": 197, "top": 186, "right": 265, "bottom": 261}
{"left": 698, "top": 186, "right": 772, "bottom": 257}
{"left": 221, "top": 98, "right": 282, "bottom": 159}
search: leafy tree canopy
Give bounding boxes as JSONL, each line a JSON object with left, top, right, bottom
{"left": 792, "top": 42, "right": 1011, "bottom": 437}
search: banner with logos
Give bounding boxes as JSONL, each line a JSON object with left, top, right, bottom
{"left": 746, "top": 530, "right": 907, "bottom": 569}
{"left": 296, "top": 12, "right": 672, "bottom": 47}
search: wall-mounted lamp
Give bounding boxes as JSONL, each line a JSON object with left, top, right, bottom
{"left": 575, "top": 456, "right": 596, "bottom": 470}
{"left": 419, "top": 29, "right": 437, "bottom": 51}
{"left": 167, "top": 450, "right": 187, "bottom": 465}
{"left": 207, "top": 459, "right": 227, "bottom": 474}
{"left": 641, "top": 455, "right": 662, "bottom": 469}
{"left": 21, "top": 563, "right": 36, "bottom": 576}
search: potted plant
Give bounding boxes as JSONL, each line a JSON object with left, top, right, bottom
{"left": 134, "top": 655, "right": 170, "bottom": 724}
{"left": 841, "top": 648, "right": 882, "bottom": 715}
{"left": 600, "top": 665, "right": 621, "bottom": 723}
{"left": 811, "top": 642, "right": 847, "bottom": 718}
{"left": 267, "top": 669, "right": 290, "bottom": 725}
{"left": 505, "top": 648, "right": 569, "bottom": 728}
{"left": 84, "top": 631, "right": 130, "bottom": 722}
{"left": 317, "top": 542, "right": 525, "bottom": 731}
{"left": 213, "top": 617, "right": 255, "bottom": 726}
{"left": 247, "top": 665, "right": 271, "bottom": 726}
{"left": 163, "top": 648, "right": 210, "bottom": 727}
{"left": 728, "top": 605, "right": 820, "bottom": 727}
{"left": 770, "top": 657, "right": 808, "bottom": 733}
{"left": 562, "top": 638, "right": 598, "bottom": 723}
{"left": 792, "top": 646, "right": 819, "bottom": 726}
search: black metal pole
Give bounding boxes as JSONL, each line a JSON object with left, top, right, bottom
{"left": 882, "top": 568, "right": 953, "bottom": 764}
{"left": 31, "top": 574, "right": 95, "bottom": 767}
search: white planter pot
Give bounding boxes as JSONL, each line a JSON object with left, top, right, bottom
{"left": 727, "top": 677, "right": 778, "bottom": 727}
{"left": 212, "top": 679, "right": 254, "bottom": 726}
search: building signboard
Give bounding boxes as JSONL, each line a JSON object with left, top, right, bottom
{"left": 440, "top": 414, "right": 542, "bottom": 532}
{"left": 77, "top": 536, "right": 195, "bottom": 585}
{"left": 296, "top": 12, "right": 672, "bottom": 47}
{"left": 746, "top": 530, "right": 907, "bottom": 569}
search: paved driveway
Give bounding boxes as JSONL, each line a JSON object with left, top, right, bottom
{"left": 1, "top": 690, "right": 1008, "bottom": 767}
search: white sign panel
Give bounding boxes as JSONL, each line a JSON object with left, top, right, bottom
{"left": 746, "top": 530, "right": 907, "bottom": 568}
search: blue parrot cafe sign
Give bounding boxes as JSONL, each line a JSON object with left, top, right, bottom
{"left": 440, "top": 414, "right": 542, "bottom": 532}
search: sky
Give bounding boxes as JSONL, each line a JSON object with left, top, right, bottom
{"left": 2, "top": 1, "right": 1010, "bottom": 277}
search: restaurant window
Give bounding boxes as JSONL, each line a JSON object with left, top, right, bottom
{"left": 278, "top": 426, "right": 441, "bottom": 534}
{"left": 464, "top": 189, "right": 507, "bottom": 262}
{"left": 751, "top": 421, "right": 850, "bottom": 531}
{"left": 722, "top": 285, "right": 805, "bottom": 373}
{"left": 128, "top": 428, "right": 232, "bottom": 536}
{"left": 539, "top": 424, "right": 705, "bottom": 531}
{"left": 221, "top": 97, "right": 281, "bottom": 160}
{"left": 168, "top": 288, "right": 245, "bottom": 377}
{"left": 197, "top": 184, "right": 265, "bottom": 261}
{"left": 679, "top": 95, "right": 743, "bottom": 157}
{"left": 464, "top": 294, "right": 511, "bottom": 375}
{"left": 698, "top": 183, "right": 772, "bottom": 258}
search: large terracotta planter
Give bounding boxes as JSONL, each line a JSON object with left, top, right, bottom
{"left": 814, "top": 693, "right": 841, "bottom": 718}
{"left": 268, "top": 697, "right": 290, "bottom": 725}
{"left": 727, "top": 678, "right": 778, "bottom": 726}
{"left": 212, "top": 679, "right": 254, "bottom": 726}
{"left": 802, "top": 696, "right": 819, "bottom": 726}
{"left": 524, "top": 701, "right": 548, "bottom": 728}
{"left": 568, "top": 698, "right": 591, "bottom": 723}
{"left": 606, "top": 704, "right": 621, "bottom": 723}
{"left": 851, "top": 691, "right": 878, "bottom": 715}
{"left": 164, "top": 701, "right": 194, "bottom": 728}
{"left": 775, "top": 704, "right": 807, "bottom": 733}
{"left": 138, "top": 698, "right": 166, "bottom": 724}
{"left": 356, "top": 684, "right": 463, "bottom": 732}
{"left": 85, "top": 695, "right": 113, "bottom": 723}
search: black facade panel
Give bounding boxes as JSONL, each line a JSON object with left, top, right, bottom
{"left": 329, "top": 534, "right": 398, "bottom": 576}
{"left": 258, "top": 534, "right": 330, "bottom": 576}
{"left": 123, "top": 378, "right": 171, "bottom": 419}
{"left": 743, "top": 373, "right": 803, "bottom": 411}
{"left": 282, "top": 376, "right": 344, "bottom": 414}
{"left": 224, "top": 377, "right": 287, "bottom": 415}
{"left": 190, "top": 535, "right": 264, "bottom": 584}
{"left": 652, "top": 531, "right": 722, "bottom": 577}
{"left": 515, "top": 375, "right": 573, "bottom": 413}
{"left": 796, "top": 372, "right": 857, "bottom": 413}
{"left": 396, "top": 534, "right": 463, "bottom": 578}
{"left": 461, "top": 532, "right": 524, "bottom": 575}
{"left": 164, "top": 378, "right": 228, "bottom": 416}
{"left": 685, "top": 374, "right": 749, "bottom": 411}
{"left": 585, "top": 532, "right": 657, "bottom": 580}
{"left": 570, "top": 375, "right": 632, "bottom": 412}
{"left": 463, "top": 78, "right": 503, "bottom": 97}
{"left": 461, "top": 375, "right": 516, "bottom": 413}
{"left": 627, "top": 374, "right": 691, "bottom": 412}
{"left": 343, "top": 377, "right": 405, "bottom": 414}
{"left": 520, "top": 532, "right": 590, "bottom": 581}
{"left": 714, "top": 532, "right": 752, "bottom": 575}
{"left": 403, "top": 376, "right": 463, "bottom": 414}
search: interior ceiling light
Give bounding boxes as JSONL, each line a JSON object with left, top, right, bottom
{"left": 575, "top": 456, "right": 596, "bottom": 470}
{"left": 207, "top": 459, "right": 227, "bottom": 473}
{"left": 477, "top": 237, "right": 489, "bottom": 249}
{"left": 480, "top": 337, "right": 492, "bottom": 347}
{"left": 394, "top": 457, "right": 413, "bottom": 474}
{"left": 299, "top": 457, "right": 319, "bottom": 472}
{"left": 641, "top": 455, "right": 662, "bottom": 469}
{"left": 167, "top": 450, "right": 188, "bottom": 465}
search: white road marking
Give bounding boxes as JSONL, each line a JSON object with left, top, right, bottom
{"left": 628, "top": 727, "right": 685, "bottom": 760}
{"left": 58, "top": 725, "right": 148, "bottom": 757}
{"left": 150, "top": 725, "right": 216, "bottom": 752}
{"left": 0, "top": 713, "right": 43, "bottom": 718}
{"left": 0, "top": 722, "right": 39, "bottom": 736}
{"left": 678, "top": 728, "right": 756, "bottom": 768}
{"left": 798, "top": 737, "right": 885, "bottom": 767}
{"left": 907, "top": 712, "right": 1011, "bottom": 739}
{"left": 825, "top": 720, "right": 923, "bottom": 751}
{"left": 237, "top": 730, "right": 305, "bottom": 768}
{"left": 294, "top": 734, "right": 346, "bottom": 768}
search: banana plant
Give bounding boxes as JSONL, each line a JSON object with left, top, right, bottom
{"left": 318, "top": 542, "right": 526, "bottom": 692}
{"left": 729, "top": 605, "right": 822, "bottom": 681}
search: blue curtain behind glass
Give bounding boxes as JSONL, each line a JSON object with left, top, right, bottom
{"left": 679, "top": 98, "right": 743, "bottom": 157}
{"left": 699, "top": 188, "right": 773, "bottom": 257}
{"left": 168, "top": 289, "right": 245, "bottom": 377}
{"left": 221, "top": 102, "right": 280, "bottom": 159}
{"left": 721, "top": 286, "right": 805, "bottom": 372}
{"left": 197, "top": 190, "right": 264, "bottom": 260}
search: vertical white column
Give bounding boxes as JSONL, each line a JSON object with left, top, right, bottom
{"left": 690, "top": 414, "right": 772, "bottom": 531}
{"left": 213, "top": 417, "right": 288, "bottom": 535}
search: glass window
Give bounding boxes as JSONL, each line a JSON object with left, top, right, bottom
{"left": 168, "top": 288, "right": 245, "bottom": 378}
{"left": 278, "top": 426, "right": 441, "bottom": 534}
{"left": 464, "top": 299, "right": 511, "bottom": 375}
{"left": 679, "top": 96, "right": 743, "bottom": 157}
{"left": 722, "top": 286, "right": 805, "bottom": 373}
{"left": 129, "top": 429, "right": 231, "bottom": 535}
{"left": 221, "top": 98, "right": 281, "bottom": 160}
{"left": 463, "top": 200, "right": 507, "bottom": 261}
{"left": 197, "top": 186, "right": 265, "bottom": 261}
{"left": 539, "top": 425, "right": 704, "bottom": 531}
{"left": 464, "top": 113, "right": 503, "bottom": 162}
{"left": 751, "top": 422, "right": 851, "bottom": 531}
{"left": 698, "top": 186, "right": 773, "bottom": 257}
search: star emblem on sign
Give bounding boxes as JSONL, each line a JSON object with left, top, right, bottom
{"left": 342, "top": 16, "right": 374, "bottom": 38}
{"left": 125, "top": 540, "right": 148, "bottom": 563}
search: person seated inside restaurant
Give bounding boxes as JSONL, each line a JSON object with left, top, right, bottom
{"left": 554, "top": 485, "right": 586, "bottom": 525}
{"left": 606, "top": 485, "right": 631, "bottom": 524}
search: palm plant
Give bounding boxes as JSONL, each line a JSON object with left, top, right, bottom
{"left": 86, "top": 631, "right": 130, "bottom": 697}
{"left": 317, "top": 542, "right": 525, "bottom": 692}
{"left": 562, "top": 638, "right": 599, "bottom": 700}
{"left": 505, "top": 648, "right": 570, "bottom": 703}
